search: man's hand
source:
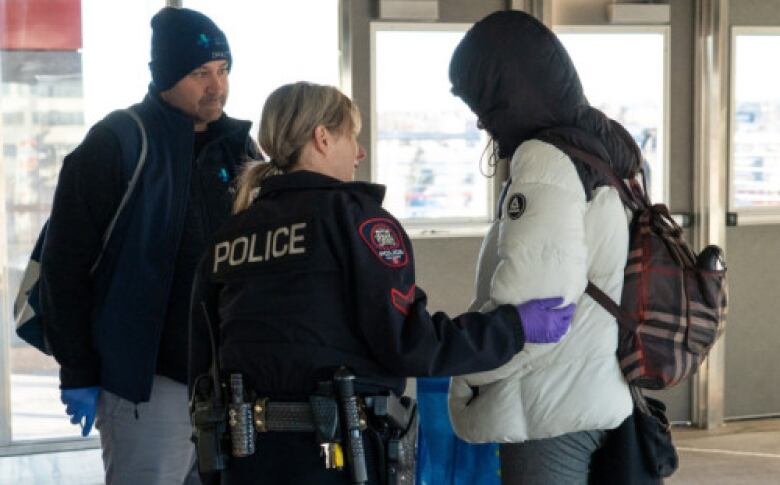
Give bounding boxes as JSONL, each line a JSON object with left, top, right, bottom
{"left": 517, "top": 297, "right": 575, "bottom": 344}
{"left": 61, "top": 387, "right": 100, "bottom": 437}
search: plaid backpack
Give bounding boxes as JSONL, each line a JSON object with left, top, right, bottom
{"left": 547, "top": 140, "right": 728, "bottom": 390}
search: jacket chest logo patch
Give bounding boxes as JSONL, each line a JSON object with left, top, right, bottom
{"left": 359, "top": 218, "right": 408, "bottom": 268}
{"left": 507, "top": 193, "right": 526, "bottom": 220}
{"left": 217, "top": 166, "right": 230, "bottom": 183}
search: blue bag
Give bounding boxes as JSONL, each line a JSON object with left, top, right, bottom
{"left": 13, "top": 226, "right": 49, "bottom": 353}
{"left": 12, "top": 109, "right": 148, "bottom": 354}
{"left": 416, "top": 377, "right": 501, "bottom": 485}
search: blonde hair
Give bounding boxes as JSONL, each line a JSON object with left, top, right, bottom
{"left": 233, "top": 82, "right": 361, "bottom": 213}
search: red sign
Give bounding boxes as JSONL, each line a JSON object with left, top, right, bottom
{"left": 1, "top": 0, "right": 82, "bottom": 50}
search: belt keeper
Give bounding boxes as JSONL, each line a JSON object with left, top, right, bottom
{"left": 358, "top": 405, "right": 368, "bottom": 431}
{"left": 253, "top": 397, "right": 269, "bottom": 432}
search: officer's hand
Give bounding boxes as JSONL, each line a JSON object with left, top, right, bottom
{"left": 516, "top": 297, "right": 575, "bottom": 344}
{"left": 61, "top": 387, "right": 100, "bottom": 437}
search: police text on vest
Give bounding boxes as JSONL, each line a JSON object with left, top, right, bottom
{"left": 213, "top": 223, "right": 307, "bottom": 272}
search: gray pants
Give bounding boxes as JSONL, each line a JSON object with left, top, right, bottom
{"left": 96, "top": 375, "right": 200, "bottom": 485}
{"left": 500, "top": 430, "right": 607, "bottom": 485}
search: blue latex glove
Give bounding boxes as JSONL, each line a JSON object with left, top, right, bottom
{"left": 517, "top": 297, "right": 575, "bottom": 343}
{"left": 61, "top": 387, "right": 100, "bottom": 437}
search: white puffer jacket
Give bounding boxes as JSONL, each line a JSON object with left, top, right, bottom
{"left": 448, "top": 139, "right": 633, "bottom": 443}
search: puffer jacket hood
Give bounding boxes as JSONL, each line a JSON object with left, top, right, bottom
{"left": 449, "top": 10, "right": 642, "bottom": 189}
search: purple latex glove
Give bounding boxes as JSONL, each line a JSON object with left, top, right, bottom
{"left": 517, "top": 297, "right": 575, "bottom": 344}
{"left": 61, "top": 387, "right": 100, "bottom": 437}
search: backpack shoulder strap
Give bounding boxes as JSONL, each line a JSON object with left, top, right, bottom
{"left": 89, "top": 108, "right": 148, "bottom": 274}
{"left": 585, "top": 281, "right": 638, "bottom": 332}
{"left": 538, "top": 136, "right": 646, "bottom": 211}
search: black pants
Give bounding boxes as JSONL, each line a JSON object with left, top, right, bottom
{"left": 222, "top": 431, "right": 382, "bottom": 485}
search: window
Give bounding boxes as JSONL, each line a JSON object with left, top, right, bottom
{"left": 2, "top": 112, "right": 24, "bottom": 125}
{"left": 371, "top": 24, "right": 492, "bottom": 233}
{"left": 31, "top": 111, "right": 85, "bottom": 125}
{"left": 80, "top": 0, "right": 163, "bottom": 125}
{"left": 556, "top": 27, "right": 669, "bottom": 203}
{"left": 184, "top": 0, "right": 340, "bottom": 137}
{"left": 730, "top": 29, "right": 780, "bottom": 222}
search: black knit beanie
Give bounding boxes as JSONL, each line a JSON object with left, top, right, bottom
{"left": 149, "top": 7, "right": 232, "bottom": 92}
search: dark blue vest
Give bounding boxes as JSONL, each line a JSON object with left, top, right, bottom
{"left": 92, "top": 92, "right": 250, "bottom": 402}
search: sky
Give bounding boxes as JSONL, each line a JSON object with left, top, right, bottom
{"left": 558, "top": 32, "right": 665, "bottom": 107}
{"left": 734, "top": 35, "right": 780, "bottom": 102}
{"left": 375, "top": 30, "right": 468, "bottom": 113}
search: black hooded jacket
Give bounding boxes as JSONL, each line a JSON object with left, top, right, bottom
{"left": 448, "top": 10, "right": 642, "bottom": 199}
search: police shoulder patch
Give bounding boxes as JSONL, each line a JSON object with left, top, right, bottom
{"left": 507, "top": 193, "right": 526, "bottom": 220}
{"left": 358, "top": 218, "right": 408, "bottom": 268}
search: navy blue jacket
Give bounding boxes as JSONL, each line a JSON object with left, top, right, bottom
{"left": 190, "top": 171, "right": 525, "bottom": 398}
{"left": 41, "top": 89, "right": 256, "bottom": 403}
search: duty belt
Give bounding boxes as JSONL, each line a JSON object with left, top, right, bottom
{"left": 226, "top": 370, "right": 416, "bottom": 485}
{"left": 251, "top": 396, "right": 366, "bottom": 433}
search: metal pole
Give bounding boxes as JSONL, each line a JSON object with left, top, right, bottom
{"left": 509, "top": 0, "right": 552, "bottom": 27}
{"left": 0, "top": 138, "right": 10, "bottom": 445}
{"left": 340, "top": 0, "right": 353, "bottom": 98}
{"left": 692, "top": 0, "right": 729, "bottom": 429}
{"left": 0, "top": 43, "right": 12, "bottom": 445}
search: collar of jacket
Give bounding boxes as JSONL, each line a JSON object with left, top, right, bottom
{"left": 259, "top": 170, "right": 386, "bottom": 204}
{"left": 142, "top": 84, "right": 253, "bottom": 147}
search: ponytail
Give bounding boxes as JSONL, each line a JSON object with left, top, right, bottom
{"left": 234, "top": 82, "right": 361, "bottom": 213}
{"left": 232, "top": 160, "right": 280, "bottom": 213}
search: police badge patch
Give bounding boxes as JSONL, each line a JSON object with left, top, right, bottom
{"left": 358, "top": 218, "right": 408, "bottom": 268}
{"left": 507, "top": 193, "right": 526, "bottom": 220}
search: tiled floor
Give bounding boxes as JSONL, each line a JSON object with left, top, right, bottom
{"left": 669, "top": 418, "right": 780, "bottom": 484}
{"left": 1, "top": 419, "right": 779, "bottom": 484}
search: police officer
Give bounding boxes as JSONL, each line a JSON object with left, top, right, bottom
{"left": 189, "top": 82, "right": 575, "bottom": 484}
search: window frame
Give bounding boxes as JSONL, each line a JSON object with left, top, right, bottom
{"left": 729, "top": 26, "right": 780, "bottom": 225}
{"left": 554, "top": 24, "right": 671, "bottom": 205}
{"left": 369, "top": 21, "right": 494, "bottom": 239}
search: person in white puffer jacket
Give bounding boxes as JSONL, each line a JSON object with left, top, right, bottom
{"left": 447, "top": 10, "right": 645, "bottom": 484}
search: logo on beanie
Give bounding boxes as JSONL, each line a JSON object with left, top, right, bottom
{"left": 197, "top": 33, "right": 229, "bottom": 59}
{"left": 197, "top": 33, "right": 211, "bottom": 48}
{"left": 507, "top": 193, "right": 526, "bottom": 220}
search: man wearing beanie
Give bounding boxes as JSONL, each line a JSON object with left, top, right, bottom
{"left": 40, "top": 7, "right": 259, "bottom": 484}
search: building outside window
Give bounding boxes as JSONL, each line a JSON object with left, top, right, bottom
{"left": 557, "top": 27, "right": 669, "bottom": 204}
{"left": 730, "top": 29, "right": 780, "bottom": 222}
{"left": 371, "top": 24, "right": 492, "bottom": 233}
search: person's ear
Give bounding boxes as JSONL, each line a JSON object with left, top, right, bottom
{"left": 312, "top": 125, "right": 330, "bottom": 155}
